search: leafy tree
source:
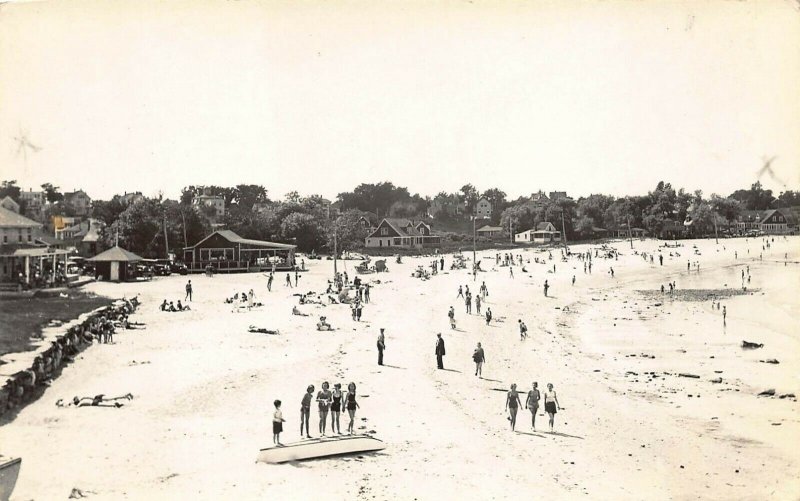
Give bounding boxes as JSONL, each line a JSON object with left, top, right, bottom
{"left": 576, "top": 194, "right": 615, "bottom": 230}
{"left": 481, "top": 188, "right": 507, "bottom": 224}
{"left": 729, "top": 181, "right": 775, "bottom": 210}
{"left": 460, "top": 184, "right": 479, "bottom": 213}
{"left": 40, "top": 183, "right": 64, "bottom": 203}
{"left": 326, "top": 209, "right": 370, "bottom": 254}
{"left": 774, "top": 190, "right": 800, "bottom": 208}
{"left": 337, "top": 182, "right": 414, "bottom": 217}
{"left": 92, "top": 198, "right": 128, "bottom": 226}
{"left": 0, "top": 180, "right": 21, "bottom": 201}
{"left": 280, "top": 212, "right": 325, "bottom": 252}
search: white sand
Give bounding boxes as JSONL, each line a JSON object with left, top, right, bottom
{"left": 1, "top": 236, "right": 798, "bottom": 500}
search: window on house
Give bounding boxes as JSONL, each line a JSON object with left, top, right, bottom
{"left": 380, "top": 227, "right": 388, "bottom": 236}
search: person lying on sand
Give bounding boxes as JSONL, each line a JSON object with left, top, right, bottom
{"left": 56, "top": 393, "right": 133, "bottom": 408}
{"left": 292, "top": 306, "right": 310, "bottom": 317}
{"left": 248, "top": 325, "right": 279, "bottom": 335}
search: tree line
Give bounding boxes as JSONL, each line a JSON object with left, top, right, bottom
{"left": 1, "top": 179, "right": 798, "bottom": 257}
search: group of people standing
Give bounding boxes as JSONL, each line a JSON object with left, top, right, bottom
{"left": 273, "top": 382, "right": 361, "bottom": 445}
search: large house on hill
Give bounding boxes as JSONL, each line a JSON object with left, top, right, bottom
{"left": 733, "top": 208, "right": 794, "bottom": 235}
{"left": 365, "top": 218, "right": 442, "bottom": 249}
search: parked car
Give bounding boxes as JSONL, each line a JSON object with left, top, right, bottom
{"left": 170, "top": 261, "right": 189, "bottom": 275}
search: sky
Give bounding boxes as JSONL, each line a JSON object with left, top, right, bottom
{"left": 1, "top": 0, "right": 799, "bottom": 202}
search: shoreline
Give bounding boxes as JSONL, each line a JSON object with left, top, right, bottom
{"left": 0, "top": 236, "right": 797, "bottom": 499}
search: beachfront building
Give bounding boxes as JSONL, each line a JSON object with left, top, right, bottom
{"left": 364, "top": 218, "right": 442, "bottom": 249}
{"left": 0, "top": 206, "right": 70, "bottom": 287}
{"left": 660, "top": 220, "right": 688, "bottom": 239}
{"left": 614, "top": 225, "right": 646, "bottom": 238}
{"left": 182, "top": 229, "right": 296, "bottom": 273}
{"left": 733, "top": 209, "right": 793, "bottom": 235}
{"left": 88, "top": 246, "right": 143, "bottom": 282}
{"left": 475, "top": 198, "right": 492, "bottom": 218}
{"left": 476, "top": 225, "right": 503, "bottom": 239}
{"left": 516, "top": 222, "right": 561, "bottom": 244}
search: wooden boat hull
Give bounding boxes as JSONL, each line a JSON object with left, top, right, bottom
{"left": 257, "top": 435, "right": 385, "bottom": 464}
{"left": 0, "top": 457, "right": 21, "bottom": 501}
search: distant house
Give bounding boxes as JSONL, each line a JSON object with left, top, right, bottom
{"left": 119, "top": 191, "right": 145, "bottom": 205}
{"left": 0, "top": 196, "right": 19, "bottom": 213}
{"left": 548, "top": 191, "right": 568, "bottom": 201}
{"left": 19, "top": 189, "right": 47, "bottom": 222}
{"left": 64, "top": 190, "right": 92, "bottom": 216}
{"left": 736, "top": 209, "right": 791, "bottom": 235}
{"left": 476, "top": 225, "right": 503, "bottom": 239}
{"left": 55, "top": 218, "right": 104, "bottom": 256}
{"left": 515, "top": 222, "right": 561, "bottom": 244}
{"left": 252, "top": 202, "right": 271, "bottom": 214}
{"left": 357, "top": 212, "right": 378, "bottom": 232}
{"left": 182, "top": 229, "right": 296, "bottom": 273}
{"left": 530, "top": 191, "right": 550, "bottom": 205}
{"left": 364, "top": 218, "right": 442, "bottom": 249}
{"left": 428, "top": 195, "right": 463, "bottom": 218}
{"left": 588, "top": 227, "right": 609, "bottom": 239}
{"left": 475, "top": 198, "right": 492, "bottom": 218}
{"left": 193, "top": 193, "right": 226, "bottom": 223}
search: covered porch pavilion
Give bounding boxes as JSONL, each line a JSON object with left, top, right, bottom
{"left": 0, "top": 247, "right": 71, "bottom": 289}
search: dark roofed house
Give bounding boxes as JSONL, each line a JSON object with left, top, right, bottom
{"left": 182, "top": 229, "right": 296, "bottom": 273}
{"left": 364, "top": 218, "right": 441, "bottom": 249}
{"left": 476, "top": 225, "right": 503, "bottom": 239}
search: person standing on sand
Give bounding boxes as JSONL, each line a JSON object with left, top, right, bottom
{"left": 364, "top": 283, "right": 370, "bottom": 303}
{"left": 659, "top": 254, "right": 663, "bottom": 266}
{"left": 435, "top": 333, "right": 446, "bottom": 369}
{"left": 317, "top": 382, "right": 332, "bottom": 436}
{"left": 377, "top": 328, "right": 386, "bottom": 366}
{"left": 273, "top": 400, "right": 285, "bottom": 446}
{"left": 345, "top": 382, "right": 359, "bottom": 434}
{"left": 330, "top": 383, "right": 343, "bottom": 434}
{"left": 544, "top": 280, "right": 549, "bottom": 297}
{"left": 448, "top": 306, "right": 456, "bottom": 330}
{"left": 465, "top": 293, "right": 472, "bottom": 314}
{"left": 518, "top": 319, "right": 528, "bottom": 340}
{"left": 286, "top": 273, "right": 293, "bottom": 288}
{"left": 610, "top": 267, "right": 615, "bottom": 278}
{"left": 544, "top": 383, "right": 561, "bottom": 432}
{"left": 506, "top": 384, "right": 522, "bottom": 431}
{"left": 185, "top": 280, "right": 192, "bottom": 301}
{"left": 473, "top": 342, "right": 485, "bottom": 377}
{"left": 300, "top": 385, "right": 314, "bottom": 438}
{"left": 475, "top": 294, "right": 482, "bottom": 315}
{"left": 480, "top": 281, "right": 488, "bottom": 298}
{"left": 295, "top": 270, "right": 299, "bottom": 287}
{"left": 485, "top": 307, "right": 493, "bottom": 325}
{"left": 572, "top": 275, "right": 575, "bottom": 286}
{"left": 526, "top": 382, "right": 541, "bottom": 431}
{"left": 267, "top": 273, "right": 273, "bottom": 292}
{"left": 723, "top": 305, "right": 727, "bottom": 325}
{"left": 457, "top": 285, "right": 463, "bottom": 298}
{"left": 509, "top": 266, "right": 514, "bottom": 278}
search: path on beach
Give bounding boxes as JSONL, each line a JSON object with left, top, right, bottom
{"left": 1, "top": 237, "right": 798, "bottom": 499}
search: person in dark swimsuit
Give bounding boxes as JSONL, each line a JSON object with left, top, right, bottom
{"left": 300, "top": 385, "right": 314, "bottom": 438}
{"left": 345, "top": 382, "right": 360, "bottom": 434}
{"left": 505, "top": 384, "right": 522, "bottom": 431}
{"left": 330, "top": 383, "right": 343, "bottom": 434}
{"left": 525, "top": 382, "right": 541, "bottom": 431}
{"left": 317, "top": 382, "right": 332, "bottom": 436}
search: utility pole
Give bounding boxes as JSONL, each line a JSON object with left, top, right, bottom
{"left": 333, "top": 226, "right": 338, "bottom": 279}
{"left": 509, "top": 218, "right": 513, "bottom": 244}
{"left": 163, "top": 216, "right": 169, "bottom": 259}
{"left": 713, "top": 211, "right": 719, "bottom": 244}
{"left": 472, "top": 215, "right": 477, "bottom": 281}
{"left": 560, "top": 210, "right": 568, "bottom": 252}
{"left": 627, "top": 214, "right": 633, "bottom": 249}
{"left": 180, "top": 209, "right": 188, "bottom": 248}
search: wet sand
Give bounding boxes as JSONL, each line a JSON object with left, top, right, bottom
{"left": 1, "top": 236, "right": 798, "bottom": 500}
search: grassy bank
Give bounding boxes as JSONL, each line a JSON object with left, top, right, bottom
{"left": 0, "top": 292, "right": 110, "bottom": 357}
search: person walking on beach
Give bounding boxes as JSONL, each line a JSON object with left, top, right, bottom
{"left": 294, "top": 270, "right": 299, "bottom": 287}
{"left": 435, "top": 333, "right": 446, "bottom": 369}
{"left": 506, "top": 384, "right": 522, "bottom": 431}
{"left": 475, "top": 294, "right": 482, "bottom": 315}
{"left": 377, "top": 328, "right": 386, "bottom": 366}
{"left": 300, "top": 385, "right": 314, "bottom": 438}
{"left": 465, "top": 293, "right": 472, "bottom": 314}
{"left": 317, "top": 382, "right": 332, "bottom": 436}
{"left": 330, "top": 383, "right": 343, "bottom": 434}
{"left": 345, "top": 383, "right": 359, "bottom": 434}
{"left": 480, "top": 281, "right": 488, "bottom": 298}
{"left": 572, "top": 275, "right": 575, "bottom": 286}
{"left": 473, "top": 342, "right": 485, "bottom": 377}
{"left": 544, "top": 383, "right": 561, "bottom": 432}
{"left": 485, "top": 307, "right": 493, "bottom": 325}
{"left": 267, "top": 273, "right": 273, "bottom": 292}
{"left": 659, "top": 254, "right": 663, "bottom": 266}
{"left": 723, "top": 305, "right": 727, "bottom": 325}
{"left": 610, "top": 267, "right": 615, "bottom": 278}
{"left": 185, "top": 280, "right": 192, "bottom": 301}
{"left": 285, "top": 273, "right": 292, "bottom": 288}
{"left": 525, "top": 382, "right": 541, "bottom": 431}
{"left": 509, "top": 266, "right": 514, "bottom": 278}
{"left": 448, "top": 306, "right": 456, "bottom": 330}
{"left": 364, "top": 283, "right": 370, "bottom": 303}
{"left": 272, "top": 400, "right": 285, "bottom": 446}
{"left": 518, "top": 319, "right": 528, "bottom": 340}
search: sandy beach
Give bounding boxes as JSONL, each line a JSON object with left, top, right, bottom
{"left": 1, "top": 236, "right": 798, "bottom": 500}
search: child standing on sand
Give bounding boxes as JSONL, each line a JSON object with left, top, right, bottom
{"left": 273, "top": 400, "right": 285, "bottom": 445}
